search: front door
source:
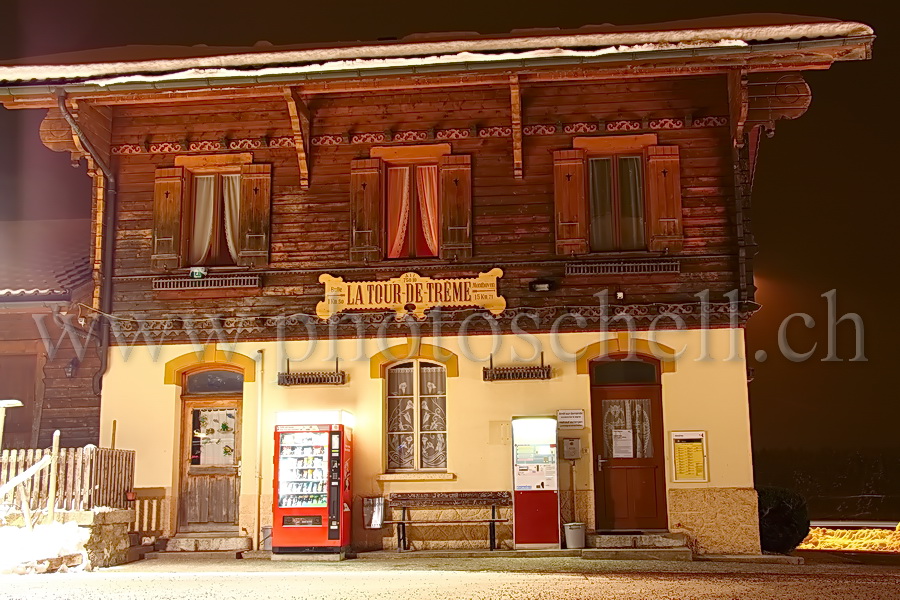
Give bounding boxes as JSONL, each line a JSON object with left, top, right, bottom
{"left": 179, "top": 399, "right": 241, "bottom": 532}
{"left": 591, "top": 384, "right": 667, "bottom": 530}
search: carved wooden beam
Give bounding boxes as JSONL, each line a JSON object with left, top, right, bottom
{"left": 283, "top": 86, "right": 311, "bottom": 188}
{"left": 727, "top": 68, "right": 749, "bottom": 148}
{"left": 509, "top": 74, "right": 523, "bottom": 178}
{"left": 746, "top": 73, "right": 812, "bottom": 137}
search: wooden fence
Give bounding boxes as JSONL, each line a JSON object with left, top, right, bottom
{"left": 0, "top": 446, "right": 135, "bottom": 512}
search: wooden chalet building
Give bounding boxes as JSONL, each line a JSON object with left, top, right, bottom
{"left": 0, "top": 14, "right": 873, "bottom": 555}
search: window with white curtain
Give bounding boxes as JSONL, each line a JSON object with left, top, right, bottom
{"left": 189, "top": 173, "right": 241, "bottom": 266}
{"left": 386, "top": 360, "right": 447, "bottom": 471}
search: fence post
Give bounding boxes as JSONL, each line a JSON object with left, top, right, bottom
{"left": 46, "top": 430, "right": 60, "bottom": 523}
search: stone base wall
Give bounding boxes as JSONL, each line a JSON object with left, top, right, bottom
{"left": 559, "top": 490, "right": 595, "bottom": 530}
{"left": 668, "top": 487, "right": 760, "bottom": 555}
{"left": 381, "top": 505, "right": 514, "bottom": 551}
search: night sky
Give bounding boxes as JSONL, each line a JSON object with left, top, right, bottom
{"left": 1, "top": 1, "right": 895, "bottom": 515}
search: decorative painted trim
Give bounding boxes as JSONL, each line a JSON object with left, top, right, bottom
{"left": 564, "top": 122, "right": 599, "bottom": 134}
{"left": 311, "top": 134, "right": 344, "bottom": 146}
{"left": 523, "top": 124, "right": 557, "bottom": 136}
{"left": 391, "top": 130, "right": 428, "bottom": 142}
{"left": 478, "top": 126, "right": 512, "bottom": 138}
{"left": 162, "top": 343, "right": 257, "bottom": 385}
{"left": 351, "top": 132, "right": 387, "bottom": 144}
{"left": 266, "top": 136, "right": 296, "bottom": 148}
{"left": 435, "top": 128, "right": 472, "bottom": 140}
{"left": 110, "top": 144, "right": 143, "bottom": 155}
{"left": 369, "top": 340, "right": 459, "bottom": 379}
{"left": 605, "top": 120, "right": 641, "bottom": 132}
{"left": 693, "top": 116, "right": 728, "bottom": 127}
{"left": 649, "top": 118, "right": 685, "bottom": 130}
{"left": 575, "top": 333, "right": 678, "bottom": 375}
{"left": 109, "top": 117, "right": 729, "bottom": 154}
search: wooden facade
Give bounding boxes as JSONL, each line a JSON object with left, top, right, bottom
{"left": 0, "top": 20, "right": 873, "bottom": 346}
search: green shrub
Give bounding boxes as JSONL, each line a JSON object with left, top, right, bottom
{"left": 757, "top": 486, "right": 810, "bottom": 554}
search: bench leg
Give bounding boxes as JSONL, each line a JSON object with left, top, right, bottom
{"left": 489, "top": 505, "right": 496, "bottom": 551}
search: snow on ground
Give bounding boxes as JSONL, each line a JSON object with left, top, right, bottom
{"left": 0, "top": 522, "right": 89, "bottom": 574}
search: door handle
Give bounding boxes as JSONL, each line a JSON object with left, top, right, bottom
{"left": 596, "top": 457, "right": 608, "bottom": 471}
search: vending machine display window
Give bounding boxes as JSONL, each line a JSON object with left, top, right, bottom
{"left": 278, "top": 431, "right": 328, "bottom": 509}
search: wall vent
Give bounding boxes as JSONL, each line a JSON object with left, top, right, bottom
{"left": 152, "top": 274, "right": 261, "bottom": 291}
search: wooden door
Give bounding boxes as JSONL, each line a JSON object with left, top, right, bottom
{"left": 179, "top": 398, "right": 241, "bottom": 532}
{"left": 591, "top": 384, "right": 667, "bottom": 531}
{"left": 0, "top": 354, "right": 38, "bottom": 448}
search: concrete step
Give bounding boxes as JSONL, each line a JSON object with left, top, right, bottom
{"left": 586, "top": 532, "right": 689, "bottom": 549}
{"left": 581, "top": 547, "right": 693, "bottom": 561}
{"left": 145, "top": 550, "right": 243, "bottom": 560}
{"left": 165, "top": 535, "right": 252, "bottom": 552}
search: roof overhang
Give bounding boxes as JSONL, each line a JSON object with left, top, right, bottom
{"left": 0, "top": 34, "right": 874, "bottom": 105}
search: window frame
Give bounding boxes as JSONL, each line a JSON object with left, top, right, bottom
{"left": 371, "top": 144, "right": 452, "bottom": 261}
{"left": 188, "top": 171, "right": 242, "bottom": 267}
{"left": 587, "top": 153, "right": 647, "bottom": 252}
{"left": 383, "top": 162, "right": 439, "bottom": 260}
{"left": 385, "top": 359, "right": 448, "bottom": 473}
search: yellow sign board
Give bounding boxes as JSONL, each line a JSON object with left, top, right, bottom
{"left": 315, "top": 269, "right": 506, "bottom": 320}
{"left": 671, "top": 431, "right": 708, "bottom": 482}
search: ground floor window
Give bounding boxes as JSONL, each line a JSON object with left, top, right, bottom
{"left": 386, "top": 360, "right": 447, "bottom": 471}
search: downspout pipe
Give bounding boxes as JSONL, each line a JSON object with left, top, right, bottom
{"left": 255, "top": 349, "right": 265, "bottom": 550}
{"left": 55, "top": 91, "right": 117, "bottom": 396}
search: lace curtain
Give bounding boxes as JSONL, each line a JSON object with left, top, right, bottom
{"left": 222, "top": 174, "right": 241, "bottom": 261}
{"left": 386, "top": 363, "right": 447, "bottom": 470}
{"left": 193, "top": 408, "right": 236, "bottom": 466}
{"left": 190, "top": 175, "right": 216, "bottom": 264}
{"left": 386, "top": 166, "right": 411, "bottom": 258}
{"left": 602, "top": 398, "right": 653, "bottom": 459}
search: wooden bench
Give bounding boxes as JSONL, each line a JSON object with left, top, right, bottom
{"left": 385, "top": 492, "right": 512, "bottom": 552}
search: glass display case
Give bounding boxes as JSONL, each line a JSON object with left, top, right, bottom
{"left": 277, "top": 431, "right": 329, "bottom": 508}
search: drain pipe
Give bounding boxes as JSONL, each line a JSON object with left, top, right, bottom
{"left": 255, "top": 349, "right": 265, "bottom": 550}
{"left": 56, "top": 91, "right": 116, "bottom": 396}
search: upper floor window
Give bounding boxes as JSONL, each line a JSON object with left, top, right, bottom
{"left": 190, "top": 174, "right": 241, "bottom": 266}
{"left": 349, "top": 144, "right": 472, "bottom": 263}
{"left": 589, "top": 156, "right": 645, "bottom": 251}
{"left": 151, "top": 154, "right": 272, "bottom": 271}
{"left": 553, "top": 134, "right": 683, "bottom": 256}
{"left": 386, "top": 360, "right": 447, "bottom": 471}
{"left": 386, "top": 164, "right": 439, "bottom": 258}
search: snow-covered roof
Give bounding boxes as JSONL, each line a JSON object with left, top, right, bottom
{"left": 0, "top": 14, "right": 874, "bottom": 86}
{"left": 0, "top": 220, "right": 91, "bottom": 303}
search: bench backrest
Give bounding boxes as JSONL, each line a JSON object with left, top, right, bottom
{"left": 389, "top": 491, "right": 512, "bottom": 507}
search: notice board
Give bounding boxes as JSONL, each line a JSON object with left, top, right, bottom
{"left": 671, "top": 431, "right": 709, "bottom": 482}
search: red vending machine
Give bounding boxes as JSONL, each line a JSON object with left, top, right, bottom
{"left": 272, "top": 424, "right": 352, "bottom": 554}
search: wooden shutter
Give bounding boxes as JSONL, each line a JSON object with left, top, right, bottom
{"left": 349, "top": 158, "right": 383, "bottom": 263}
{"left": 151, "top": 167, "right": 186, "bottom": 270}
{"left": 645, "top": 145, "right": 684, "bottom": 253}
{"left": 237, "top": 163, "right": 272, "bottom": 267}
{"left": 553, "top": 149, "right": 589, "bottom": 256}
{"left": 439, "top": 154, "right": 473, "bottom": 260}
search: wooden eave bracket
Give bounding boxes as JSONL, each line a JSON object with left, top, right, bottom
{"left": 509, "top": 74, "right": 523, "bottom": 178}
{"left": 284, "top": 86, "right": 311, "bottom": 188}
{"left": 728, "top": 68, "right": 749, "bottom": 149}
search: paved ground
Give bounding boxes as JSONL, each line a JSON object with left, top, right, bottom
{"left": 2, "top": 555, "right": 900, "bottom": 600}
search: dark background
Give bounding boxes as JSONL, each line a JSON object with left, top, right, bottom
{"left": 1, "top": 1, "right": 895, "bottom": 519}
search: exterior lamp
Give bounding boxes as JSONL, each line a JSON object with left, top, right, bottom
{"left": 0, "top": 398, "right": 24, "bottom": 447}
{"left": 529, "top": 279, "right": 555, "bottom": 293}
{"left": 64, "top": 357, "right": 80, "bottom": 378}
